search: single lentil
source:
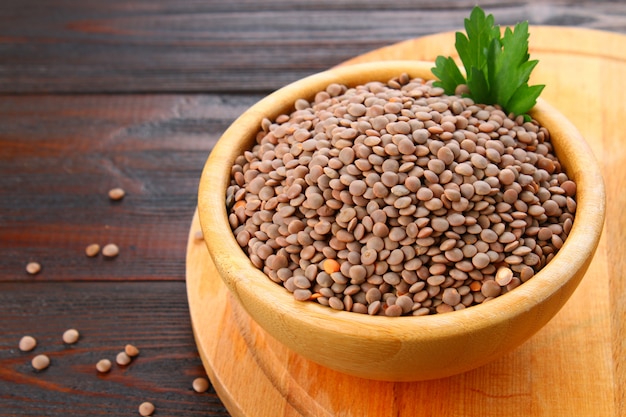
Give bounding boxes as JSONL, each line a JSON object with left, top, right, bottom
{"left": 62, "top": 328, "right": 80, "bottom": 344}
{"left": 116, "top": 351, "right": 132, "bottom": 366}
{"left": 108, "top": 187, "right": 125, "bottom": 201}
{"left": 26, "top": 262, "right": 41, "bottom": 275}
{"left": 19, "top": 335, "right": 37, "bottom": 352}
{"left": 31, "top": 354, "right": 50, "bottom": 371}
{"left": 138, "top": 402, "right": 155, "bottom": 417}
{"left": 323, "top": 259, "right": 341, "bottom": 274}
{"left": 226, "top": 73, "right": 576, "bottom": 316}
{"left": 192, "top": 377, "right": 210, "bottom": 393}
{"left": 96, "top": 359, "right": 112, "bottom": 373}
{"left": 102, "top": 243, "right": 119, "bottom": 258}
{"left": 495, "top": 267, "right": 514, "bottom": 286}
{"left": 125, "top": 344, "right": 140, "bottom": 357}
{"left": 85, "top": 243, "right": 101, "bottom": 257}
{"left": 442, "top": 288, "right": 461, "bottom": 306}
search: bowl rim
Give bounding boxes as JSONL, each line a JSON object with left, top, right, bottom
{"left": 197, "top": 60, "right": 606, "bottom": 343}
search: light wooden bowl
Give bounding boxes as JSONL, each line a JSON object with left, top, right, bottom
{"left": 197, "top": 61, "right": 605, "bottom": 381}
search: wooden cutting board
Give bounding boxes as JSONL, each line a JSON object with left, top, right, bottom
{"left": 186, "top": 27, "right": 625, "bottom": 417}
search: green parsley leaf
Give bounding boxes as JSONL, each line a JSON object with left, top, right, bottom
{"left": 431, "top": 56, "right": 465, "bottom": 94}
{"left": 455, "top": 7, "right": 500, "bottom": 78}
{"left": 431, "top": 6, "right": 544, "bottom": 117}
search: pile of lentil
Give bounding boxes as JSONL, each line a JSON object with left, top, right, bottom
{"left": 226, "top": 73, "right": 576, "bottom": 316}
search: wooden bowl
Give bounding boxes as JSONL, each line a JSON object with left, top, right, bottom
{"left": 197, "top": 61, "right": 605, "bottom": 381}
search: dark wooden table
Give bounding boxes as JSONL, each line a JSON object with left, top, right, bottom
{"left": 1, "top": 1, "right": 625, "bottom": 415}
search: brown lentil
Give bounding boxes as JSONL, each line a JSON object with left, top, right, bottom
{"left": 96, "top": 359, "right": 112, "bottom": 373}
{"left": 26, "top": 262, "right": 41, "bottom": 275}
{"left": 108, "top": 187, "right": 125, "bottom": 201}
{"left": 19, "top": 335, "right": 37, "bottom": 352}
{"left": 293, "top": 288, "right": 312, "bottom": 301}
{"left": 481, "top": 280, "right": 502, "bottom": 298}
{"left": 102, "top": 243, "right": 119, "bottom": 258}
{"left": 495, "top": 267, "right": 514, "bottom": 286}
{"left": 31, "top": 354, "right": 50, "bottom": 371}
{"left": 85, "top": 243, "right": 101, "bottom": 257}
{"left": 442, "top": 288, "right": 461, "bottom": 306}
{"left": 125, "top": 344, "right": 140, "bottom": 357}
{"left": 226, "top": 74, "right": 576, "bottom": 316}
{"left": 385, "top": 304, "right": 403, "bottom": 317}
{"left": 193, "top": 377, "right": 210, "bottom": 393}
{"left": 62, "top": 328, "right": 80, "bottom": 344}
{"left": 138, "top": 402, "right": 155, "bottom": 417}
{"left": 116, "top": 351, "right": 132, "bottom": 366}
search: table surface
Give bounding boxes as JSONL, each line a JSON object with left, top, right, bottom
{"left": 1, "top": 1, "right": 625, "bottom": 416}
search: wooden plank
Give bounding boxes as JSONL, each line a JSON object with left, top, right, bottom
{"left": 0, "top": 93, "right": 257, "bottom": 282}
{"left": 0, "top": 1, "right": 625, "bottom": 93}
{"left": 0, "top": 280, "right": 229, "bottom": 416}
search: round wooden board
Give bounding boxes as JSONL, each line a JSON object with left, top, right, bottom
{"left": 187, "top": 27, "right": 626, "bottom": 417}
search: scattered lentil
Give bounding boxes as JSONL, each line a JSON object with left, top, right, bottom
{"left": 85, "top": 243, "right": 101, "bottom": 257}
{"left": 116, "top": 351, "right": 132, "bottom": 366}
{"left": 125, "top": 344, "right": 140, "bottom": 357}
{"left": 102, "top": 243, "right": 119, "bottom": 258}
{"left": 31, "top": 354, "right": 50, "bottom": 371}
{"left": 226, "top": 73, "right": 576, "bottom": 316}
{"left": 96, "top": 359, "right": 112, "bottom": 373}
{"left": 108, "top": 187, "right": 125, "bottom": 201}
{"left": 192, "top": 377, "right": 210, "bottom": 393}
{"left": 19, "top": 335, "right": 37, "bottom": 352}
{"left": 62, "top": 328, "right": 80, "bottom": 344}
{"left": 138, "top": 402, "right": 155, "bottom": 417}
{"left": 26, "top": 262, "right": 41, "bottom": 275}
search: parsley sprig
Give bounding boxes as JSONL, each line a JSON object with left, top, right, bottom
{"left": 431, "top": 6, "right": 544, "bottom": 117}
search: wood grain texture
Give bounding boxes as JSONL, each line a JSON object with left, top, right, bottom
{"left": 188, "top": 27, "right": 625, "bottom": 417}
{"left": 0, "top": 94, "right": 258, "bottom": 282}
{"left": 0, "top": 0, "right": 625, "bottom": 93}
{"left": 1, "top": 1, "right": 625, "bottom": 416}
{"left": 0, "top": 281, "right": 229, "bottom": 416}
